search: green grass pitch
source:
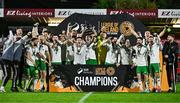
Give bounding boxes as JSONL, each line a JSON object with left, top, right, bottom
{"left": 0, "top": 81, "right": 180, "bottom": 103}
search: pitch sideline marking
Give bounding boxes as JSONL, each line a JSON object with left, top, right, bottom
{"left": 78, "top": 92, "right": 93, "bottom": 103}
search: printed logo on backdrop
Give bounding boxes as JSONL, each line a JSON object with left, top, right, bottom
{"left": 67, "top": 21, "right": 120, "bottom": 36}
{"left": 120, "top": 21, "right": 135, "bottom": 36}
{"left": 158, "top": 9, "right": 180, "bottom": 18}
{"left": 107, "top": 9, "right": 157, "bottom": 18}
{"left": 50, "top": 13, "right": 146, "bottom": 45}
{"left": 100, "top": 22, "right": 119, "bottom": 35}
{"left": 95, "top": 67, "right": 115, "bottom": 76}
{"left": 4, "top": 9, "right": 54, "bottom": 17}
{"left": 55, "top": 9, "right": 107, "bottom": 18}
{"left": 77, "top": 67, "right": 93, "bottom": 75}
{"left": 0, "top": 8, "right": 3, "bottom": 17}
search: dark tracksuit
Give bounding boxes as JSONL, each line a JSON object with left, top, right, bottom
{"left": 1, "top": 35, "right": 29, "bottom": 90}
{"left": 163, "top": 41, "right": 179, "bottom": 88}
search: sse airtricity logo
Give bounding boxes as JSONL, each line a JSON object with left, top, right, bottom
{"left": 77, "top": 68, "right": 83, "bottom": 74}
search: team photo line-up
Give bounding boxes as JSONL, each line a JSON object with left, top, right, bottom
{"left": 0, "top": 22, "right": 178, "bottom": 93}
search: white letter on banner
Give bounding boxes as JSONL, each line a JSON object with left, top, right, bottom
{"left": 85, "top": 77, "right": 90, "bottom": 86}
{"left": 74, "top": 76, "right": 79, "bottom": 86}
{"left": 96, "top": 77, "right": 101, "bottom": 85}
{"left": 79, "top": 77, "right": 84, "bottom": 85}
{"left": 89, "top": 77, "right": 96, "bottom": 86}
{"left": 108, "top": 77, "right": 113, "bottom": 86}
{"left": 102, "top": 77, "right": 108, "bottom": 86}
{"left": 113, "top": 77, "right": 118, "bottom": 86}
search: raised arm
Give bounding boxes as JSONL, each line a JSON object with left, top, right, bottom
{"left": 18, "top": 23, "right": 39, "bottom": 44}
{"left": 32, "top": 23, "right": 39, "bottom": 37}
{"left": 78, "top": 24, "right": 88, "bottom": 37}
{"left": 116, "top": 48, "right": 121, "bottom": 67}
{"left": 45, "top": 49, "right": 51, "bottom": 67}
{"left": 159, "top": 26, "right": 167, "bottom": 38}
{"left": 5, "top": 30, "right": 14, "bottom": 45}
{"left": 129, "top": 25, "right": 139, "bottom": 38}
{"left": 17, "top": 32, "right": 32, "bottom": 44}
{"left": 66, "top": 23, "right": 72, "bottom": 37}
{"left": 92, "top": 26, "right": 97, "bottom": 36}
{"left": 116, "top": 34, "right": 125, "bottom": 45}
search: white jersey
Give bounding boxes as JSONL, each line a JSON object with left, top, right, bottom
{"left": 37, "top": 44, "right": 49, "bottom": 61}
{"left": 73, "top": 44, "right": 87, "bottom": 65}
{"left": 51, "top": 44, "right": 62, "bottom": 63}
{"left": 147, "top": 36, "right": 162, "bottom": 64}
{"left": 133, "top": 45, "right": 148, "bottom": 66}
{"left": 26, "top": 45, "right": 38, "bottom": 66}
{"left": 142, "top": 39, "right": 148, "bottom": 46}
{"left": 66, "top": 45, "right": 74, "bottom": 62}
{"left": 105, "top": 43, "right": 117, "bottom": 64}
{"left": 86, "top": 43, "right": 96, "bottom": 60}
{"left": 118, "top": 46, "right": 133, "bottom": 65}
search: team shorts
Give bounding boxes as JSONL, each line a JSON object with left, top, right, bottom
{"left": 136, "top": 66, "right": 148, "bottom": 74}
{"left": 36, "top": 60, "right": 47, "bottom": 71}
{"left": 149, "top": 63, "right": 160, "bottom": 73}
{"left": 25, "top": 66, "right": 38, "bottom": 78}
{"left": 86, "top": 59, "right": 97, "bottom": 65}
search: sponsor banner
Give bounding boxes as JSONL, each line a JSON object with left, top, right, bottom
{"left": 158, "top": 9, "right": 180, "bottom": 18}
{"left": 50, "top": 13, "right": 146, "bottom": 45}
{"left": 55, "top": 9, "right": 107, "bottom": 18}
{"left": 49, "top": 65, "right": 128, "bottom": 92}
{"left": 4, "top": 9, "right": 54, "bottom": 18}
{"left": 48, "top": 52, "right": 169, "bottom": 92}
{"left": 107, "top": 9, "right": 157, "bottom": 18}
{"left": 0, "top": 8, "right": 3, "bottom": 17}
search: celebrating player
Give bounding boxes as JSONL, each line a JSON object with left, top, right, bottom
{"left": 36, "top": 35, "right": 51, "bottom": 91}
{"left": 133, "top": 37, "right": 149, "bottom": 92}
{"left": 24, "top": 37, "right": 39, "bottom": 92}
{"left": 147, "top": 34, "right": 162, "bottom": 92}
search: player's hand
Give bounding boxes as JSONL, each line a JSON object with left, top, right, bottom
{"left": 27, "top": 32, "right": 32, "bottom": 37}
{"left": 164, "top": 25, "right": 168, "bottom": 29}
{"left": 44, "top": 60, "right": 48, "bottom": 64}
{"left": 116, "top": 63, "right": 120, "bottom": 67}
{"left": 48, "top": 62, "right": 52, "bottom": 67}
{"left": 137, "top": 32, "right": 142, "bottom": 37}
{"left": 34, "top": 22, "right": 39, "bottom": 27}
{"left": 163, "top": 62, "right": 166, "bottom": 65}
{"left": 92, "top": 26, "right": 95, "bottom": 29}
{"left": 131, "top": 64, "right": 135, "bottom": 69}
{"left": 164, "top": 55, "right": 168, "bottom": 58}
{"left": 33, "top": 62, "right": 36, "bottom": 67}
{"left": 68, "top": 23, "right": 71, "bottom": 27}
